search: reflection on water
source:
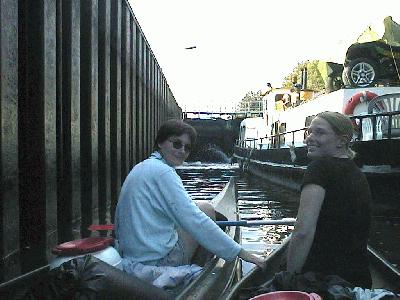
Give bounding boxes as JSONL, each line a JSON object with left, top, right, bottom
{"left": 236, "top": 174, "right": 297, "bottom": 273}
{"left": 179, "top": 163, "right": 236, "bottom": 200}
{"left": 177, "top": 163, "right": 297, "bottom": 274}
{"left": 177, "top": 162, "right": 400, "bottom": 275}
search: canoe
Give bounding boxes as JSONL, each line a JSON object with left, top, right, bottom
{"left": 223, "top": 236, "right": 400, "bottom": 299}
{"left": 0, "top": 177, "right": 241, "bottom": 299}
{"left": 175, "top": 176, "right": 242, "bottom": 299}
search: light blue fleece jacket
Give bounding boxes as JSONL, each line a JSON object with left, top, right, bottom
{"left": 115, "top": 152, "right": 241, "bottom": 266}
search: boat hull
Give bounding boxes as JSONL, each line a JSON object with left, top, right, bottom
{"left": 234, "top": 140, "right": 400, "bottom": 208}
{"left": 0, "top": 178, "right": 241, "bottom": 299}
{"left": 223, "top": 237, "right": 400, "bottom": 299}
{"left": 175, "top": 176, "right": 242, "bottom": 299}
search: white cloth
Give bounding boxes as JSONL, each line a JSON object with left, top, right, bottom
{"left": 124, "top": 262, "right": 203, "bottom": 288}
{"left": 350, "top": 287, "right": 399, "bottom": 299}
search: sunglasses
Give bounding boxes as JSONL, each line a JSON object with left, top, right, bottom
{"left": 168, "top": 139, "right": 192, "bottom": 153}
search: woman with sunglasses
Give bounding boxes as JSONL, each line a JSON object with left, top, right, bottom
{"left": 286, "top": 111, "right": 372, "bottom": 288}
{"left": 115, "top": 119, "right": 264, "bottom": 288}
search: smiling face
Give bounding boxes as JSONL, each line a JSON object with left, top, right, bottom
{"left": 158, "top": 133, "right": 191, "bottom": 167}
{"left": 304, "top": 116, "right": 347, "bottom": 159}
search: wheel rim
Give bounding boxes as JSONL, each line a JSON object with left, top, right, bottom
{"left": 350, "top": 62, "right": 375, "bottom": 87}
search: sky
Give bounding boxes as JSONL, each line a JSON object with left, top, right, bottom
{"left": 128, "top": 0, "right": 400, "bottom": 112}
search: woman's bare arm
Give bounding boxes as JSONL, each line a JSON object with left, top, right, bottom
{"left": 286, "top": 184, "right": 325, "bottom": 273}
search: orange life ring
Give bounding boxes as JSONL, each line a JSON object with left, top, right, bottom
{"left": 343, "top": 91, "right": 378, "bottom": 115}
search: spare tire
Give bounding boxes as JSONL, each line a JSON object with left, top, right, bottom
{"left": 343, "top": 57, "right": 378, "bottom": 88}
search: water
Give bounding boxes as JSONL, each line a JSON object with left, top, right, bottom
{"left": 177, "top": 162, "right": 400, "bottom": 274}
{"left": 190, "top": 143, "right": 232, "bottom": 163}
{"left": 177, "top": 162, "right": 297, "bottom": 274}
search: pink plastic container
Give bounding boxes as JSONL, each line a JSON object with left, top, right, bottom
{"left": 250, "top": 291, "right": 322, "bottom": 300}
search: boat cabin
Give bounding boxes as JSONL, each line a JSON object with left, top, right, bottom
{"left": 238, "top": 86, "right": 400, "bottom": 149}
{"left": 238, "top": 117, "right": 268, "bottom": 149}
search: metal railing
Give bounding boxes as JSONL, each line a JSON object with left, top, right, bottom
{"left": 353, "top": 110, "right": 400, "bottom": 140}
{"left": 236, "top": 126, "right": 307, "bottom": 150}
{"left": 236, "top": 110, "right": 400, "bottom": 150}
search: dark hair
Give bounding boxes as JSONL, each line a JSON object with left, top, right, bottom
{"left": 154, "top": 119, "right": 197, "bottom": 150}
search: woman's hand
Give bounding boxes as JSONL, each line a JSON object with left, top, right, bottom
{"left": 238, "top": 249, "right": 266, "bottom": 270}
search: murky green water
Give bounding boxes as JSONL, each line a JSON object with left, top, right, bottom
{"left": 177, "top": 162, "right": 400, "bottom": 275}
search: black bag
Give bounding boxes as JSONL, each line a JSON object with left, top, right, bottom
{"left": 23, "top": 255, "right": 173, "bottom": 300}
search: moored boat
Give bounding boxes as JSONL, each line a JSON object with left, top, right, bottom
{"left": 222, "top": 237, "right": 400, "bottom": 300}
{"left": 0, "top": 177, "right": 241, "bottom": 299}
{"left": 234, "top": 86, "right": 400, "bottom": 205}
{"left": 234, "top": 16, "right": 400, "bottom": 200}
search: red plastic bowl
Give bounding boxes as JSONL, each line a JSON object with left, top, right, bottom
{"left": 52, "top": 237, "right": 114, "bottom": 256}
{"left": 250, "top": 291, "right": 322, "bottom": 300}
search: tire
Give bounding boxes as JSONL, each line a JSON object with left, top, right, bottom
{"left": 342, "top": 69, "right": 351, "bottom": 87}
{"left": 326, "top": 76, "right": 344, "bottom": 93}
{"left": 326, "top": 77, "right": 334, "bottom": 93}
{"left": 343, "top": 57, "right": 378, "bottom": 88}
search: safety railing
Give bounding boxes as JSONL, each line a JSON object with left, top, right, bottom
{"left": 236, "top": 127, "right": 307, "bottom": 150}
{"left": 236, "top": 110, "right": 400, "bottom": 150}
{"left": 353, "top": 110, "right": 400, "bottom": 141}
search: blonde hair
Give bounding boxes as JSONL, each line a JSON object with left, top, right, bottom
{"left": 316, "top": 111, "right": 356, "bottom": 159}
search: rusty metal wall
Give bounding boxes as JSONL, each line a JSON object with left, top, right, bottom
{"left": 0, "top": 0, "right": 182, "bottom": 282}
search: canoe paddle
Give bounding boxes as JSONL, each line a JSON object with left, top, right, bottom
{"left": 216, "top": 218, "right": 296, "bottom": 226}
{"left": 88, "top": 218, "right": 296, "bottom": 231}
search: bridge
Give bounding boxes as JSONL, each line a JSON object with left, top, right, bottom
{"left": 182, "top": 110, "right": 263, "bottom": 119}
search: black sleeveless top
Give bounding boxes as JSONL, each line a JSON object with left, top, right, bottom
{"left": 301, "top": 157, "right": 372, "bottom": 288}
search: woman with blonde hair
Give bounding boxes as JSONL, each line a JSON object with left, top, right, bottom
{"left": 286, "top": 111, "right": 372, "bottom": 288}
